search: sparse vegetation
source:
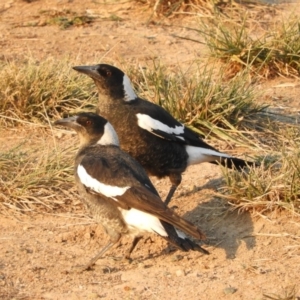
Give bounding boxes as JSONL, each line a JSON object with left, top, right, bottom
{"left": 0, "top": 58, "right": 97, "bottom": 126}
{"left": 220, "top": 150, "right": 300, "bottom": 215}
{"left": 0, "top": 137, "right": 78, "bottom": 214}
{"left": 219, "top": 124, "right": 300, "bottom": 214}
{"left": 178, "top": 16, "right": 300, "bottom": 78}
{"left": 42, "top": 9, "right": 95, "bottom": 29}
{"left": 139, "top": 0, "right": 214, "bottom": 17}
{"left": 263, "top": 285, "right": 299, "bottom": 300}
{"left": 142, "top": 0, "right": 252, "bottom": 18}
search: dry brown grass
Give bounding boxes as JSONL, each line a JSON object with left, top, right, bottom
{"left": 0, "top": 130, "right": 80, "bottom": 215}
{"left": 179, "top": 16, "right": 300, "bottom": 79}
{"left": 219, "top": 127, "right": 300, "bottom": 215}
{"left": 0, "top": 58, "right": 97, "bottom": 126}
{"left": 141, "top": 0, "right": 216, "bottom": 17}
{"left": 263, "top": 285, "right": 299, "bottom": 300}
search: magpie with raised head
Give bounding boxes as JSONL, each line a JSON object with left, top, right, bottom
{"left": 73, "top": 64, "right": 255, "bottom": 205}
{"left": 54, "top": 112, "right": 208, "bottom": 271}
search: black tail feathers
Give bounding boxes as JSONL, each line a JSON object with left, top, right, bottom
{"left": 178, "top": 237, "right": 209, "bottom": 255}
{"left": 161, "top": 221, "right": 209, "bottom": 255}
{"left": 211, "top": 157, "right": 259, "bottom": 170}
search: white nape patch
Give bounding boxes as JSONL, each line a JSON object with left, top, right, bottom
{"left": 120, "top": 208, "right": 168, "bottom": 236}
{"left": 123, "top": 75, "right": 137, "bottom": 102}
{"left": 97, "top": 122, "right": 119, "bottom": 146}
{"left": 77, "top": 164, "right": 129, "bottom": 199}
{"left": 186, "top": 145, "right": 231, "bottom": 165}
{"left": 136, "top": 113, "right": 185, "bottom": 138}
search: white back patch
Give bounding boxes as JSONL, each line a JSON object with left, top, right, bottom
{"left": 97, "top": 122, "right": 119, "bottom": 146}
{"left": 120, "top": 208, "right": 167, "bottom": 237}
{"left": 136, "top": 113, "right": 185, "bottom": 136}
{"left": 186, "top": 145, "right": 231, "bottom": 165}
{"left": 77, "top": 164, "right": 129, "bottom": 199}
{"left": 123, "top": 75, "right": 137, "bottom": 102}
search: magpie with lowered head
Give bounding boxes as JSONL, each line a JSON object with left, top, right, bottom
{"left": 73, "top": 64, "right": 256, "bottom": 205}
{"left": 54, "top": 112, "right": 208, "bottom": 271}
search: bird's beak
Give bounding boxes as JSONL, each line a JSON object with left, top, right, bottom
{"left": 73, "top": 65, "right": 99, "bottom": 80}
{"left": 53, "top": 116, "right": 79, "bottom": 129}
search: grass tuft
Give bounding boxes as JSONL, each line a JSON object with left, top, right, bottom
{"left": 180, "top": 16, "right": 300, "bottom": 78}
{"left": 263, "top": 285, "right": 299, "bottom": 300}
{"left": 42, "top": 9, "right": 94, "bottom": 29}
{"left": 0, "top": 135, "right": 80, "bottom": 214}
{"left": 141, "top": 0, "right": 260, "bottom": 18}
{"left": 0, "top": 58, "right": 97, "bottom": 126}
{"left": 219, "top": 142, "right": 300, "bottom": 215}
{"left": 140, "top": 0, "right": 215, "bottom": 17}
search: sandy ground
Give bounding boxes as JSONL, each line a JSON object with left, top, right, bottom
{"left": 0, "top": 1, "right": 300, "bottom": 299}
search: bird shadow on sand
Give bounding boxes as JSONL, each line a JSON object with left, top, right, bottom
{"left": 181, "top": 179, "right": 256, "bottom": 259}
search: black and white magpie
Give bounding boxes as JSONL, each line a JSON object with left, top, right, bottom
{"left": 73, "top": 64, "right": 255, "bottom": 205}
{"left": 54, "top": 112, "right": 208, "bottom": 271}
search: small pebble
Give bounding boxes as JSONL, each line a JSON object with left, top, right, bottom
{"left": 175, "top": 269, "right": 185, "bottom": 277}
{"left": 223, "top": 287, "right": 237, "bottom": 295}
{"left": 172, "top": 254, "right": 183, "bottom": 262}
{"left": 163, "top": 271, "right": 171, "bottom": 278}
{"left": 137, "top": 262, "right": 145, "bottom": 268}
{"left": 187, "top": 271, "right": 200, "bottom": 277}
{"left": 88, "top": 292, "right": 100, "bottom": 299}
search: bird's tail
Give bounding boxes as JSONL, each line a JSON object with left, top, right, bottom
{"left": 125, "top": 186, "right": 207, "bottom": 240}
{"left": 211, "top": 156, "right": 258, "bottom": 170}
{"left": 161, "top": 222, "right": 209, "bottom": 255}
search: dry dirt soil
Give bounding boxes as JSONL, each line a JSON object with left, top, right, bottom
{"left": 1, "top": 1, "right": 300, "bottom": 299}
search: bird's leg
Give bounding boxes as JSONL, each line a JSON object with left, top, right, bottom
{"left": 164, "top": 186, "right": 178, "bottom": 206}
{"left": 124, "top": 236, "right": 143, "bottom": 260}
{"left": 79, "top": 241, "right": 116, "bottom": 272}
{"left": 164, "top": 173, "right": 182, "bottom": 206}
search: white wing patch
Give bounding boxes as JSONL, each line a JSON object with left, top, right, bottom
{"left": 77, "top": 164, "right": 129, "bottom": 199}
{"left": 120, "top": 208, "right": 168, "bottom": 237}
{"left": 186, "top": 145, "right": 231, "bottom": 165}
{"left": 136, "top": 113, "right": 185, "bottom": 139}
{"left": 97, "top": 122, "right": 119, "bottom": 146}
{"left": 123, "top": 75, "right": 137, "bottom": 102}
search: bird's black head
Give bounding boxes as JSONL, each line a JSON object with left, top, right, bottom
{"left": 73, "top": 64, "right": 137, "bottom": 102}
{"left": 54, "top": 112, "right": 119, "bottom": 147}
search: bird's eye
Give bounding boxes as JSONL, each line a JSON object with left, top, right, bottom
{"left": 106, "top": 70, "right": 111, "bottom": 77}
{"left": 86, "top": 120, "right": 92, "bottom": 126}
